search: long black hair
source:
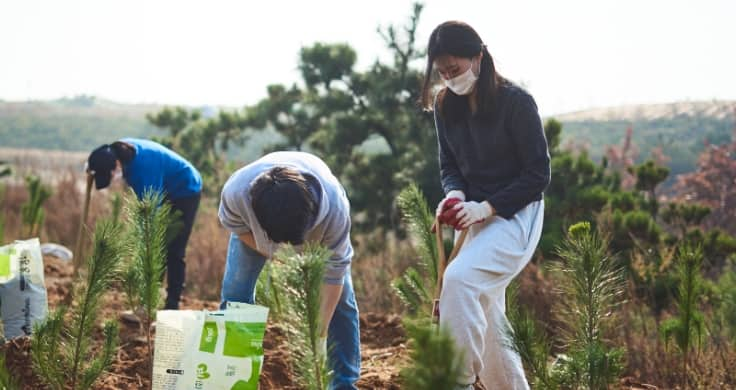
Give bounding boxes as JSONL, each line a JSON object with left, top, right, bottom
{"left": 420, "top": 21, "right": 508, "bottom": 123}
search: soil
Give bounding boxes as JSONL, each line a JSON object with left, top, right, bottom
{"left": 1, "top": 256, "right": 407, "bottom": 389}
{"left": 1, "top": 256, "right": 655, "bottom": 389}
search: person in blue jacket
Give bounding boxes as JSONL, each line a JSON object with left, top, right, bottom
{"left": 86, "top": 138, "right": 202, "bottom": 310}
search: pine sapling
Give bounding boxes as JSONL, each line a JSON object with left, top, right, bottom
{"left": 20, "top": 175, "right": 51, "bottom": 238}
{"left": 255, "top": 261, "right": 286, "bottom": 321}
{"left": 505, "top": 281, "right": 557, "bottom": 389}
{"left": 275, "top": 244, "right": 331, "bottom": 390}
{"left": 122, "top": 189, "right": 171, "bottom": 380}
{"left": 400, "top": 318, "right": 465, "bottom": 390}
{"left": 393, "top": 184, "right": 438, "bottom": 315}
{"left": 110, "top": 192, "right": 123, "bottom": 227}
{"left": 31, "top": 307, "right": 67, "bottom": 389}
{"left": 552, "top": 221, "right": 626, "bottom": 389}
{"left": 715, "top": 259, "right": 736, "bottom": 343}
{"left": 31, "top": 220, "right": 124, "bottom": 390}
{"left": 660, "top": 243, "right": 706, "bottom": 387}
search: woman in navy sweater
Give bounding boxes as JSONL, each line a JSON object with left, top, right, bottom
{"left": 87, "top": 138, "right": 202, "bottom": 310}
{"left": 420, "top": 21, "right": 550, "bottom": 389}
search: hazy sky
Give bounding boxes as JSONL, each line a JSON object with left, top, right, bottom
{"left": 1, "top": 0, "right": 734, "bottom": 116}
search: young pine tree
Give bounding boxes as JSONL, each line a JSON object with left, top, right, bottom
{"left": 275, "top": 244, "right": 331, "bottom": 390}
{"left": 392, "top": 183, "right": 438, "bottom": 316}
{"left": 255, "top": 261, "right": 287, "bottom": 322}
{"left": 393, "top": 184, "right": 468, "bottom": 389}
{"left": 20, "top": 175, "right": 51, "bottom": 238}
{"left": 110, "top": 192, "right": 123, "bottom": 227}
{"left": 551, "top": 222, "right": 626, "bottom": 389}
{"left": 31, "top": 220, "right": 123, "bottom": 390}
{"left": 400, "top": 318, "right": 465, "bottom": 390}
{"left": 121, "top": 189, "right": 172, "bottom": 378}
{"left": 505, "top": 281, "right": 558, "bottom": 389}
{"left": 660, "top": 244, "right": 706, "bottom": 386}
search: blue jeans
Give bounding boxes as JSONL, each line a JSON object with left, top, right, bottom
{"left": 220, "top": 234, "right": 361, "bottom": 390}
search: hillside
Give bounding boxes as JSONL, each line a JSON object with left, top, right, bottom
{"left": 0, "top": 96, "right": 279, "bottom": 164}
{"left": 0, "top": 96, "right": 162, "bottom": 151}
{"left": 1, "top": 96, "right": 734, "bottom": 176}
{"left": 556, "top": 100, "right": 735, "bottom": 176}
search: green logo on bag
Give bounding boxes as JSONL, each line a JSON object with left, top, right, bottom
{"left": 0, "top": 248, "right": 15, "bottom": 278}
{"left": 199, "top": 321, "right": 218, "bottom": 353}
{"left": 0, "top": 253, "right": 11, "bottom": 278}
{"left": 196, "top": 363, "right": 211, "bottom": 380}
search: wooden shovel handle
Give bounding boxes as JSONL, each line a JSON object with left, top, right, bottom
{"left": 73, "top": 173, "right": 94, "bottom": 273}
{"left": 434, "top": 219, "right": 468, "bottom": 300}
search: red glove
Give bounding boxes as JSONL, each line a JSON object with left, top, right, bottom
{"left": 438, "top": 197, "right": 463, "bottom": 228}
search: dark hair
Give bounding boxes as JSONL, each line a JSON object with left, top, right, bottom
{"left": 420, "top": 21, "right": 508, "bottom": 123}
{"left": 110, "top": 141, "right": 136, "bottom": 163}
{"left": 250, "top": 166, "right": 317, "bottom": 244}
{"left": 110, "top": 141, "right": 135, "bottom": 163}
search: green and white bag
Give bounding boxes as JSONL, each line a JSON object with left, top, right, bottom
{"left": 152, "top": 303, "right": 269, "bottom": 390}
{"left": 0, "top": 238, "right": 48, "bottom": 339}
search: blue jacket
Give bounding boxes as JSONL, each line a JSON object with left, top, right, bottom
{"left": 121, "top": 138, "right": 202, "bottom": 200}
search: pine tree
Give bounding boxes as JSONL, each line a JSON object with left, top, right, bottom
{"left": 400, "top": 318, "right": 465, "bottom": 390}
{"left": 121, "top": 189, "right": 172, "bottom": 381}
{"left": 392, "top": 184, "right": 438, "bottom": 316}
{"left": 255, "top": 261, "right": 287, "bottom": 322}
{"left": 20, "top": 175, "right": 51, "bottom": 238}
{"left": 275, "top": 244, "right": 331, "bottom": 390}
{"left": 110, "top": 192, "right": 123, "bottom": 226}
{"left": 551, "top": 222, "right": 626, "bottom": 389}
{"left": 31, "top": 220, "right": 123, "bottom": 389}
{"left": 660, "top": 244, "right": 706, "bottom": 387}
{"left": 505, "top": 282, "right": 557, "bottom": 389}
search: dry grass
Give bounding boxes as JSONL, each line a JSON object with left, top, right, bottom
{"left": 351, "top": 232, "right": 415, "bottom": 313}
{"left": 183, "top": 202, "right": 228, "bottom": 300}
{"left": 613, "top": 302, "right": 736, "bottom": 388}
{"left": 0, "top": 147, "right": 88, "bottom": 184}
{"left": 1, "top": 171, "right": 112, "bottom": 247}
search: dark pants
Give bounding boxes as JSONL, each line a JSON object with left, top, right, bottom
{"left": 164, "top": 192, "right": 200, "bottom": 309}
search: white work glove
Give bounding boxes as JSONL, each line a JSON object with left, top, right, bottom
{"left": 454, "top": 201, "right": 494, "bottom": 229}
{"left": 436, "top": 190, "right": 466, "bottom": 217}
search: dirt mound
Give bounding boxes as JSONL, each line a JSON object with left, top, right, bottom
{"left": 1, "top": 256, "right": 408, "bottom": 389}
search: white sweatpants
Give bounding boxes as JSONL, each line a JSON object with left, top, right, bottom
{"left": 439, "top": 200, "right": 544, "bottom": 389}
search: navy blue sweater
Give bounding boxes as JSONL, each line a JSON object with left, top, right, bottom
{"left": 435, "top": 84, "right": 551, "bottom": 219}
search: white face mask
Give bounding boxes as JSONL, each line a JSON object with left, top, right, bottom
{"left": 444, "top": 59, "right": 478, "bottom": 95}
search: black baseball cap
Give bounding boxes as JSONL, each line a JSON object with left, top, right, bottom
{"left": 87, "top": 144, "right": 117, "bottom": 189}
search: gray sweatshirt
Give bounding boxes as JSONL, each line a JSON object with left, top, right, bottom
{"left": 218, "top": 152, "right": 353, "bottom": 284}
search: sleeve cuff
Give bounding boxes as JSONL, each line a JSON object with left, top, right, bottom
{"left": 486, "top": 197, "right": 514, "bottom": 219}
{"left": 322, "top": 276, "right": 346, "bottom": 285}
{"left": 323, "top": 257, "right": 350, "bottom": 285}
{"left": 227, "top": 225, "right": 252, "bottom": 235}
